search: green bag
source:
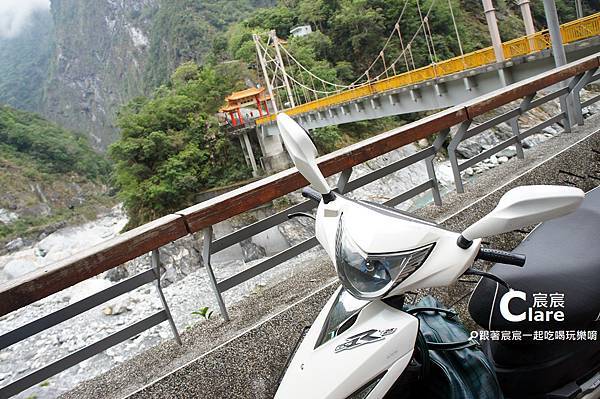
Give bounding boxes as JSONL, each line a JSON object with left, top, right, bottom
{"left": 405, "top": 296, "right": 504, "bottom": 399}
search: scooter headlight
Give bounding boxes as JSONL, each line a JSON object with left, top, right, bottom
{"left": 335, "top": 215, "right": 434, "bottom": 300}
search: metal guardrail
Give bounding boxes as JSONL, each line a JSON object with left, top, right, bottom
{"left": 0, "top": 249, "right": 180, "bottom": 398}
{"left": 1, "top": 53, "right": 600, "bottom": 397}
{"left": 254, "top": 12, "right": 600, "bottom": 125}
{"left": 448, "top": 61, "right": 600, "bottom": 193}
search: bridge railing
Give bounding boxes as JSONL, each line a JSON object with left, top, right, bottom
{"left": 254, "top": 12, "right": 600, "bottom": 126}
{"left": 1, "top": 54, "right": 600, "bottom": 397}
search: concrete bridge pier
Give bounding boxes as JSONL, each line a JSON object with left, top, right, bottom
{"left": 257, "top": 129, "right": 290, "bottom": 172}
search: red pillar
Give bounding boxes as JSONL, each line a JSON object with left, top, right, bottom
{"left": 255, "top": 95, "right": 263, "bottom": 117}
{"left": 236, "top": 108, "right": 244, "bottom": 125}
{"left": 229, "top": 111, "right": 237, "bottom": 126}
{"left": 264, "top": 100, "right": 270, "bottom": 115}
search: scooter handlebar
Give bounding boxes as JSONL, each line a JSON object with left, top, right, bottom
{"left": 476, "top": 248, "right": 526, "bottom": 267}
{"left": 302, "top": 187, "right": 322, "bottom": 203}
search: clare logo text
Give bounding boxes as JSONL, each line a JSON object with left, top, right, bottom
{"left": 334, "top": 328, "right": 397, "bottom": 353}
{"left": 500, "top": 290, "right": 565, "bottom": 322}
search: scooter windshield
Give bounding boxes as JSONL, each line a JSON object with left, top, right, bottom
{"left": 314, "top": 287, "right": 368, "bottom": 349}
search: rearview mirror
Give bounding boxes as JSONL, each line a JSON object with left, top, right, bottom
{"left": 461, "top": 185, "right": 584, "bottom": 241}
{"left": 277, "top": 113, "right": 331, "bottom": 194}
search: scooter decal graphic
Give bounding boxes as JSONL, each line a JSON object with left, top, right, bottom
{"left": 335, "top": 328, "right": 397, "bottom": 353}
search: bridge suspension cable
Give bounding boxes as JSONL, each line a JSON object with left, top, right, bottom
{"left": 366, "top": 0, "right": 440, "bottom": 82}
{"left": 279, "top": 44, "right": 351, "bottom": 89}
{"left": 254, "top": 0, "right": 468, "bottom": 112}
{"left": 347, "top": 0, "right": 412, "bottom": 86}
{"left": 254, "top": 37, "right": 343, "bottom": 95}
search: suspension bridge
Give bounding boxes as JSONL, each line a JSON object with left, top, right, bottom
{"left": 224, "top": 6, "right": 600, "bottom": 172}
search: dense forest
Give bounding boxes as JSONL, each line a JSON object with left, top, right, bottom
{"left": 143, "top": 0, "right": 276, "bottom": 89}
{"left": 110, "top": 62, "right": 252, "bottom": 228}
{"left": 0, "top": 106, "right": 110, "bottom": 179}
{"left": 221, "top": 0, "right": 592, "bottom": 82}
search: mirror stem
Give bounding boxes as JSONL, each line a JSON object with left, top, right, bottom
{"left": 457, "top": 235, "right": 473, "bottom": 249}
{"left": 323, "top": 191, "right": 336, "bottom": 204}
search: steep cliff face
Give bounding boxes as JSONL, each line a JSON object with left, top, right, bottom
{"left": 42, "top": 0, "right": 157, "bottom": 150}
{"left": 0, "top": 10, "right": 53, "bottom": 113}
{"left": 40, "top": 0, "right": 274, "bottom": 151}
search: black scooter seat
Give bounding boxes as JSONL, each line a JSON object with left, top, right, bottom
{"left": 470, "top": 186, "right": 600, "bottom": 332}
{"left": 469, "top": 186, "right": 600, "bottom": 398}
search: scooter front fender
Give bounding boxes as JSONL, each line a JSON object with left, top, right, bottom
{"left": 276, "top": 287, "right": 419, "bottom": 399}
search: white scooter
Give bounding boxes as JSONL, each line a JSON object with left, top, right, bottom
{"left": 274, "top": 113, "right": 600, "bottom": 399}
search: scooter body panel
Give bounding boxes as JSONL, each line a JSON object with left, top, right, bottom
{"left": 275, "top": 286, "right": 419, "bottom": 399}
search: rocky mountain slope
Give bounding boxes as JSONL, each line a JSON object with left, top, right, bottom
{"left": 3, "top": 0, "right": 276, "bottom": 151}
{"left": 0, "top": 105, "right": 115, "bottom": 250}
{"left": 42, "top": 0, "right": 157, "bottom": 150}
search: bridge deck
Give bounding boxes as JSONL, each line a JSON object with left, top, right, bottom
{"left": 255, "top": 13, "right": 600, "bottom": 127}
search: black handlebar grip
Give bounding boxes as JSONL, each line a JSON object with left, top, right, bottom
{"left": 302, "top": 187, "right": 322, "bottom": 203}
{"left": 476, "top": 248, "right": 526, "bottom": 267}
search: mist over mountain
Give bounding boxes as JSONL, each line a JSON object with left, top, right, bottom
{"left": 0, "top": 9, "right": 53, "bottom": 112}
{"left": 0, "top": 0, "right": 50, "bottom": 39}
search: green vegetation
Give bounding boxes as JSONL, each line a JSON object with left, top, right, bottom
{"left": 0, "top": 105, "right": 114, "bottom": 243}
{"left": 192, "top": 306, "right": 214, "bottom": 320}
{"left": 144, "top": 0, "right": 276, "bottom": 89}
{"left": 225, "top": 0, "right": 597, "bottom": 87}
{"left": 312, "top": 126, "right": 342, "bottom": 154}
{"left": 225, "top": 0, "right": 486, "bottom": 88}
{"left": 110, "top": 62, "right": 251, "bottom": 229}
{"left": 0, "top": 106, "right": 110, "bottom": 179}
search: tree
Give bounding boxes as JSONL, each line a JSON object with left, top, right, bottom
{"left": 110, "top": 63, "right": 251, "bottom": 229}
{"left": 298, "top": 0, "right": 330, "bottom": 30}
{"left": 312, "top": 126, "right": 341, "bottom": 153}
{"left": 329, "top": 1, "right": 388, "bottom": 73}
{"left": 0, "top": 105, "right": 110, "bottom": 179}
{"left": 245, "top": 6, "right": 297, "bottom": 38}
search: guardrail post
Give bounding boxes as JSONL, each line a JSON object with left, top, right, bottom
{"left": 508, "top": 118, "right": 525, "bottom": 159}
{"left": 509, "top": 92, "right": 535, "bottom": 160}
{"left": 151, "top": 249, "right": 182, "bottom": 345}
{"left": 559, "top": 95, "right": 572, "bottom": 133}
{"left": 202, "top": 226, "right": 230, "bottom": 321}
{"left": 569, "top": 69, "right": 598, "bottom": 126}
{"left": 337, "top": 168, "right": 353, "bottom": 194}
{"left": 426, "top": 128, "right": 450, "bottom": 205}
{"left": 448, "top": 121, "right": 471, "bottom": 194}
